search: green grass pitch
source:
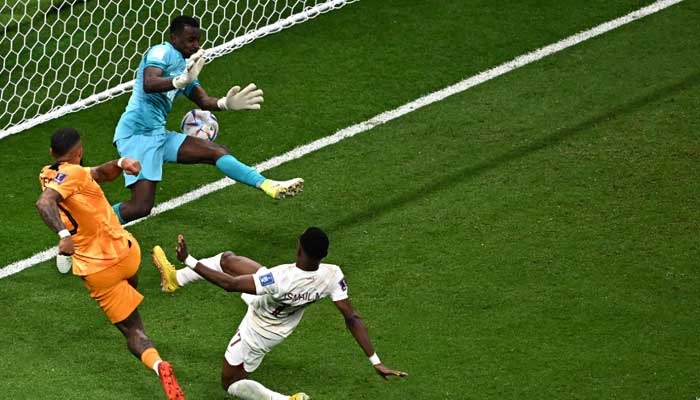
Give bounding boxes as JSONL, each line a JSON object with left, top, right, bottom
{"left": 0, "top": 1, "right": 698, "bottom": 399}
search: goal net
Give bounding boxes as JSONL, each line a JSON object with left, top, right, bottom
{"left": 0, "top": 0, "right": 357, "bottom": 140}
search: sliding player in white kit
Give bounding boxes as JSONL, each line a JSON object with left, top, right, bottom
{"left": 152, "top": 227, "right": 407, "bottom": 399}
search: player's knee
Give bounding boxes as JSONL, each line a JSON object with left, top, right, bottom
{"left": 220, "top": 251, "right": 238, "bottom": 264}
{"left": 215, "top": 143, "right": 230, "bottom": 157}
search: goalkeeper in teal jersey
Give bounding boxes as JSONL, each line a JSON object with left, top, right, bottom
{"left": 112, "top": 16, "right": 303, "bottom": 224}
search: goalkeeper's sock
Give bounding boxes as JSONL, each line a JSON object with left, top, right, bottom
{"left": 215, "top": 155, "right": 265, "bottom": 188}
{"left": 175, "top": 253, "right": 224, "bottom": 286}
{"left": 112, "top": 203, "right": 126, "bottom": 224}
{"left": 227, "top": 379, "right": 288, "bottom": 400}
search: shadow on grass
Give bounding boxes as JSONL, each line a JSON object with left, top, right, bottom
{"left": 328, "top": 70, "right": 700, "bottom": 233}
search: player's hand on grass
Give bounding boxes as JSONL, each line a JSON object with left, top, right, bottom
{"left": 173, "top": 49, "right": 206, "bottom": 89}
{"left": 373, "top": 363, "right": 408, "bottom": 380}
{"left": 58, "top": 236, "right": 75, "bottom": 256}
{"left": 176, "top": 234, "right": 189, "bottom": 262}
{"left": 217, "top": 83, "right": 264, "bottom": 111}
{"left": 119, "top": 158, "right": 141, "bottom": 176}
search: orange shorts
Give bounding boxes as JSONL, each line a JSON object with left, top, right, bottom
{"left": 82, "top": 238, "right": 144, "bottom": 324}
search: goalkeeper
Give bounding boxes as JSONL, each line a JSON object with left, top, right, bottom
{"left": 112, "top": 15, "right": 303, "bottom": 224}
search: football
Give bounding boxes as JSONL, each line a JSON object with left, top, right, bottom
{"left": 181, "top": 109, "right": 219, "bottom": 141}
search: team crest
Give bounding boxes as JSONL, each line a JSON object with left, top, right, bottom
{"left": 259, "top": 272, "right": 275, "bottom": 287}
{"left": 339, "top": 278, "right": 348, "bottom": 291}
{"left": 53, "top": 173, "right": 67, "bottom": 184}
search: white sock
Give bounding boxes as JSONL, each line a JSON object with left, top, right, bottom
{"left": 227, "top": 379, "right": 288, "bottom": 400}
{"left": 175, "top": 253, "right": 224, "bottom": 286}
{"left": 153, "top": 360, "right": 162, "bottom": 376}
{"left": 175, "top": 267, "right": 201, "bottom": 286}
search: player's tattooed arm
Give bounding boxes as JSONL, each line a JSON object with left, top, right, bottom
{"left": 36, "top": 188, "right": 66, "bottom": 233}
{"left": 36, "top": 188, "right": 75, "bottom": 255}
{"left": 91, "top": 158, "right": 141, "bottom": 183}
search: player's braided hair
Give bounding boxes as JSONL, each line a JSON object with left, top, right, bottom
{"left": 50, "top": 127, "right": 81, "bottom": 157}
{"left": 299, "top": 227, "right": 329, "bottom": 259}
{"left": 170, "top": 16, "right": 199, "bottom": 35}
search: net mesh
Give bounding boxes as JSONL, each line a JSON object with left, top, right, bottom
{"left": 0, "top": 0, "right": 357, "bottom": 139}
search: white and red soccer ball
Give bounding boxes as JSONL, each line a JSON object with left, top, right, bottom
{"left": 181, "top": 109, "right": 219, "bottom": 141}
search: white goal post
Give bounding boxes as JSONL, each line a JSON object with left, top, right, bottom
{"left": 0, "top": 0, "right": 358, "bottom": 140}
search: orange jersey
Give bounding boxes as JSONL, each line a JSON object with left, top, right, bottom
{"left": 39, "top": 162, "right": 131, "bottom": 276}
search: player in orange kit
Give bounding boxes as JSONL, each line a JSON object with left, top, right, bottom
{"left": 35, "top": 127, "right": 185, "bottom": 400}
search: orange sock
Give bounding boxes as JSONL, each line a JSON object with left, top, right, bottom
{"left": 140, "top": 347, "right": 162, "bottom": 370}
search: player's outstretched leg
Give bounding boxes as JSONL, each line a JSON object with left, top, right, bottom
{"left": 115, "top": 310, "right": 185, "bottom": 400}
{"left": 157, "top": 361, "right": 185, "bottom": 400}
{"left": 152, "top": 246, "right": 231, "bottom": 291}
{"left": 152, "top": 246, "right": 182, "bottom": 293}
{"left": 227, "top": 379, "right": 307, "bottom": 400}
{"left": 219, "top": 251, "right": 262, "bottom": 276}
{"left": 259, "top": 178, "right": 304, "bottom": 199}
{"left": 176, "top": 136, "right": 304, "bottom": 200}
{"left": 222, "top": 349, "right": 307, "bottom": 400}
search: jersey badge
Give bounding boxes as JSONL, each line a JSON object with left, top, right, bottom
{"left": 259, "top": 272, "right": 275, "bottom": 287}
{"left": 339, "top": 277, "right": 347, "bottom": 291}
{"left": 53, "top": 173, "right": 67, "bottom": 184}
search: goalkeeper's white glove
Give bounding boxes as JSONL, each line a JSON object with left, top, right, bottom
{"left": 172, "top": 49, "right": 206, "bottom": 90}
{"left": 217, "top": 83, "right": 264, "bottom": 111}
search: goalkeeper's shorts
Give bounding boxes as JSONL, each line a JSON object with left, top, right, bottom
{"left": 114, "top": 125, "right": 187, "bottom": 187}
{"left": 81, "top": 236, "right": 143, "bottom": 324}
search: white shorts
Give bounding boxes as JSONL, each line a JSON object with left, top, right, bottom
{"left": 224, "top": 314, "right": 284, "bottom": 373}
{"left": 224, "top": 330, "right": 267, "bottom": 373}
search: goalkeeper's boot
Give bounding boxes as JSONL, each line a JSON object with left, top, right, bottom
{"left": 289, "top": 394, "right": 310, "bottom": 400}
{"left": 260, "top": 178, "right": 304, "bottom": 200}
{"left": 157, "top": 361, "right": 185, "bottom": 400}
{"left": 152, "top": 246, "right": 180, "bottom": 293}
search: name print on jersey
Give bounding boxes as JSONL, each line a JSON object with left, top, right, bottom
{"left": 282, "top": 291, "right": 321, "bottom": 303}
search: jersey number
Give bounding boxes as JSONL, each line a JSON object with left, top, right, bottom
{"left": 271, "top": 304, "right": 288, "bottom": 317}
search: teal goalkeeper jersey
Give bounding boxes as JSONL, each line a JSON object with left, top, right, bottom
{"left": 114, "top": 42, "right": 199, "bottom": 139}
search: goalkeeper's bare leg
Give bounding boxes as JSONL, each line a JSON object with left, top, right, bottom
{"left": 113, "top": 136, "right": 302, "bottom": 223}
{"left": 176, "top": 136, "right": 304, "bottom": 199}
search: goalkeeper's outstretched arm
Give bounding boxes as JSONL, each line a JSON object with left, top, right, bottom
{"left": 188, "top": 85, "right": 225, "bottom": 111}
{"left": 188, "top": 83, "right": 264, "bottom": 112}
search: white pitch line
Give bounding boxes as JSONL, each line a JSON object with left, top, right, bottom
{"left": 0, "top": 0, "right": 684, "bottom": 280}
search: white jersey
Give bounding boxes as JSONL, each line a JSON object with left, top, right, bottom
{"left": 238, "top": 263, "right": 348, "bottom": 349}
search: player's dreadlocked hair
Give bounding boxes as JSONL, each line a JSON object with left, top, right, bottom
{"left": 50, "top": 128, "right": 81, "bottom": 157}
{"left": 170, "top": 16, "right": 199, "bottom": 35}
{"left": 299, "top": 227, "right": 329, "bottom": 259}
